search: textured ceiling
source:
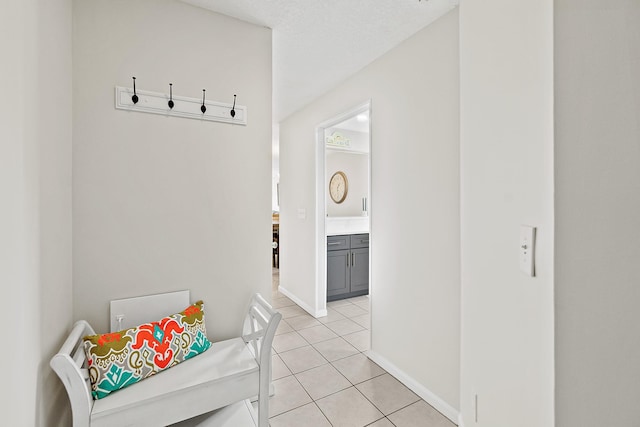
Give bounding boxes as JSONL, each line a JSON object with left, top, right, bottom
{"left": 182, "top": 0, "right": 459, "bottom": 122}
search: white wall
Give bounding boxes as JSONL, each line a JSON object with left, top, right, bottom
{"left": 326, "top": 127, "right": 370, "bottom": 153}
{"left": 280, "top": 9, "right": 460, "bottom": 415}
{"left": 1, "top": 0, "right": 73, "bottom": 425}
{"left": 73, "top": 0, "right": 272, "bottom": 339}
{"left": 326, "top": 150, "right": 369, "bottom": 217}
{"left": 459, "top": 1, "right": 554, "bottom": 426}
{"left": 554, "top": 1, "right": 640, "bottom": 426}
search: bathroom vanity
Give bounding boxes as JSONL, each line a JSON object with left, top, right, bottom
{"left": 327, "top": 232, "right": 369, "bottom": 302}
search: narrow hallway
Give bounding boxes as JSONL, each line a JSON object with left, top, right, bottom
{"left": 267, "top": 270, "right": 455, "bottom": 427}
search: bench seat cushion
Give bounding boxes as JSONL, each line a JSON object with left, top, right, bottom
{"left": 84, "top": 301, "right": 212, "bottom": 400}
{"left": 91, "top": 337, "right": 259, "bottom": 427}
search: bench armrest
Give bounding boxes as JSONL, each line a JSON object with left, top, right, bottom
{"left": 243, "top": 293, "right": 282, "bottom": 427}
{"left": 50, "top": 320, "right": 96, "bottom": 427}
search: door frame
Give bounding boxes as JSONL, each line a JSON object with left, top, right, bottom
{"left": 314, "top": 100, "right": 372, "bottom": 317}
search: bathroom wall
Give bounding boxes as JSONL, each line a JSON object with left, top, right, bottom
{"left": 326, "top": 150, "right": 369, "bottom": 218}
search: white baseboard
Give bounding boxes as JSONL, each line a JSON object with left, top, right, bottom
{"left": 365, "top": 350, "right": 460, "bottom": 425}
{"left": 277, "top": 286, "right": 328, "bottom": 318}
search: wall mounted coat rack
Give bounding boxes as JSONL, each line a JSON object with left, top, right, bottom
{"left": 115, "top": 85, "right": 247, "bottom": 125}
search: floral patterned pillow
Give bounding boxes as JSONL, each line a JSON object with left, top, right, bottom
{"left": 83, "top": 300, "right": 212, "bottom": 399}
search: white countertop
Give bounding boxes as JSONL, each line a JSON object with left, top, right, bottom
{"left": 326, "top": 216, "right": 369, "bottom": 236}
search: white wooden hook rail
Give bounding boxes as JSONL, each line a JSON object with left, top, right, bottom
{"left": 115, "top": 86, "right": 247, "bottom": 125}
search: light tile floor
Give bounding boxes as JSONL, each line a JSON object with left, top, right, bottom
{"left": 266, "top": 270, "right": 456, "bottom": 427}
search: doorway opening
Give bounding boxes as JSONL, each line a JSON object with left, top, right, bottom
{"left": 272, "top": 126, "right": 280, "bottom": 295}
{"left": 315, "top": 101, "right": 371, "bottom": 317}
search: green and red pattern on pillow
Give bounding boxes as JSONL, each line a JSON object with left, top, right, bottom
{"left": 83, "top": 300, "right": 212, "bottom": 400}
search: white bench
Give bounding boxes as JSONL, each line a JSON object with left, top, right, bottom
{"left": 51, "top": 293, "right": 281, "bottom": 427}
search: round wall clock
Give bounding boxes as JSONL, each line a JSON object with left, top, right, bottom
{"left": 329, "top": 171, "right": 348, "bottom": 204}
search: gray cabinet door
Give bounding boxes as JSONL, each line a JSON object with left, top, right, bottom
{"left": 350, "top": 247, "right": 369, "bottom": 293}
{"left": 327, "top": 249, "right": 350, "bottom": 298}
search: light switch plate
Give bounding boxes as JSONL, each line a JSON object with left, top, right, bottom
{"left": 520, "top": 225, "right": 536, "bottom": 277}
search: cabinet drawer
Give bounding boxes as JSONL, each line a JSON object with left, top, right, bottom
{"left": 350, "top": 234, "right": 370, "bottom": 249}
{"left": 327, "top": 235, "right": 349, "bottom": 251}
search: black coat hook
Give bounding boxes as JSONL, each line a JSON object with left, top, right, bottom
{"left": 230, "top": 94, "right": 237, "bottom": 118}
{"left": 132, "top": 77, "right": 138, "bottom": 104}
{"left": 201, "top": 89, "right": 207, "bottom": 114}
{"left": 168, "top": 83, "right": 174, "bottom": 109}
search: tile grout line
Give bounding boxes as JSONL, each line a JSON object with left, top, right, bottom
{"left": 272, "top": 286, "right": 445, "bottom": 426}
{"left": 382, "top": 398, "right": 425, "bottom": 421}
{"left": 271, "top": 288, "right": 383, "bottom": 426}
